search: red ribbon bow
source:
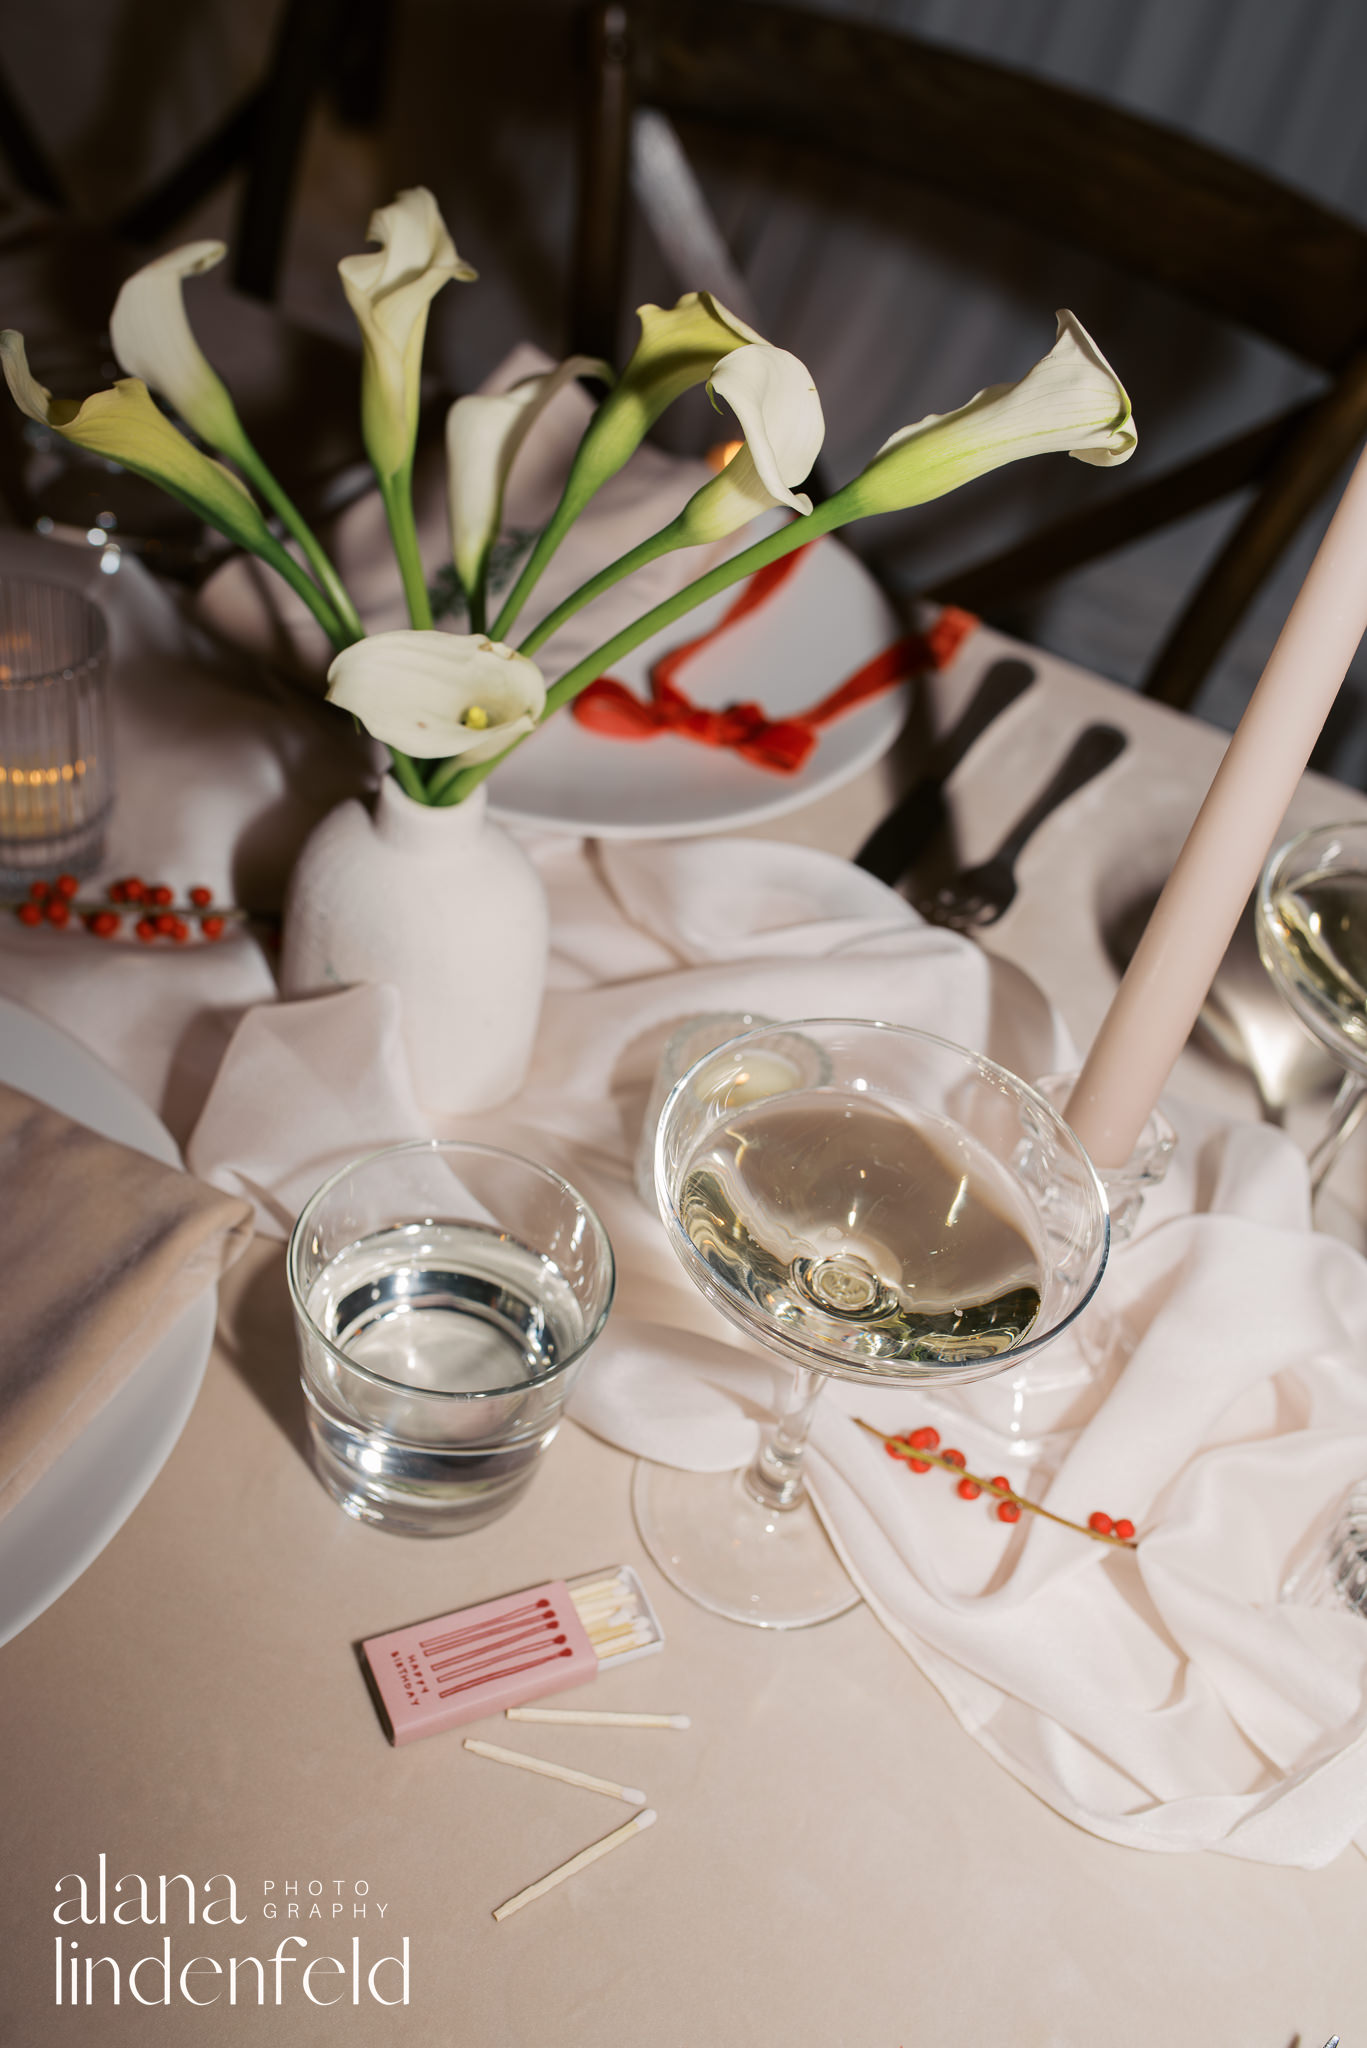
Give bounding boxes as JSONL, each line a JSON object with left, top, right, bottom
{"left": 572, "top": 546, "right": 976, "bottom": 774}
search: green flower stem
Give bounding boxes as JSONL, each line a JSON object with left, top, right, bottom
{"left": 515, "top": 525, "right": 683, "bottom": 661}
{"left": 234, "top": 442, "right": 364, "bottom": 640}
{"left": 253, "top": 530, "right": 353, "bottom": 649}
{"left": 427, "top": 500, "right": 846, "bottom": 805}
{"left": 380, "top": 465, "right": 432, "bottom": 629}
{"left": 488, "top": 493, "right": 583, "bottom": 644}
{"left": 467, "top": 581, "right": 487, "bottom": 635}
{"left": 386, "top": 748, "right": 430, "bottom": 802}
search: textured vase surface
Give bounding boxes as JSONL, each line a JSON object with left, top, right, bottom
{"left": 280, "top": 777, "right": 548, "bottom": 1113}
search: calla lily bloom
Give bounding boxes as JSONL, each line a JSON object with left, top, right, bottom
{"left": 326, "top": 630, "right": 545, "bottom": 760}
{"left": 671, "top": 342, "right": 824, "bottom": 543}
{"left": 490, "top": 292, "right": 772, "bottom": 637}
{"left": 839, "top": 310, "right": 1135, "bottom": 520}
{"left": 541, "top": 292, "right": 760, "bottom": 524}
{"left": 0, "top": 330, "right": 277, "bottom": 554}
{"left": 340, "top": 187, "right": 476, "bottom": 486}
{"left": 108, "top": 240, "right": 248, "bottom": 459}
{"left": 447, "top": 354, "right": 607, "bottom": 604}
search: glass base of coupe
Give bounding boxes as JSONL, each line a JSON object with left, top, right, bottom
{"left": 0, "top": 186, "right": 1135, "bottom": 810}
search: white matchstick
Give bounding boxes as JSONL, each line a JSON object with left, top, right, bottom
{"left": 492, "top": 1809, "right": 658, "bottom": 1921}
{"left": 463, "top": 1738, "right": 645, "bottom": 1804}
{"left": 506, "top": 1708, "right": 691, "bottom": 1729}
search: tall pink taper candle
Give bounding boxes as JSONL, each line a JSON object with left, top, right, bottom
{"left": 1066, "top": 442, "right": 1367, "bottom": 1168}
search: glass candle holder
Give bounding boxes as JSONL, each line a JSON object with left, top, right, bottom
{"left": 1033, "top": 1072, "right": 1177, "bottom": 1245}
{"left": 0, "top": 578, "right": 111, "bottom": 885}
{"left": 1282, "top": 1477, "right": 1367, "bottom": 1619}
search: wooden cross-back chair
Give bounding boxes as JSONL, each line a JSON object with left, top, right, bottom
{"left": 570, "top": 0, "right": 1367, "bottom": 713}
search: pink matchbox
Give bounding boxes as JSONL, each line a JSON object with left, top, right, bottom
{"left": 363, "top": 1581, "right": 599, "bottom": 1746}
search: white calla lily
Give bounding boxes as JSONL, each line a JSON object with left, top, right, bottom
{"left": 105, "top": 242, "right": 364, "bottom": 639}
{"left": 340, "top": 187, "right": 476, "bottom": 484}
{"left": 326, "top": 630, "right": 545, "bottom": 760}
{"left": 0, "top": 329, "right": 272, "bottom": 547}
{"left": 447, "top": 355, "right": 608, "bottom": 602}
{"left": 841, "top": 310, "right": 1135, "bottom": 519}
{"left": 108, "top": 240, "right": 247, "bottom": 456}
{"left": 673, "top": 341, "right": 824, "bottom": 542}
{"left": 491, "top": 292, "right": 772, "bottom": 637}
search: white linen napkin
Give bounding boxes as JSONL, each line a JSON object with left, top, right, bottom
{"left": 184, "top": 827, "right": 1367, "bottom": 1865}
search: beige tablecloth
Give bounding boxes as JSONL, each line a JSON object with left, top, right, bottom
{"left": 2, "top": 533, "right": 1367, "bottom": 2045}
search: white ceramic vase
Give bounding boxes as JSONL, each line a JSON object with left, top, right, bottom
{"left": 280, "top": 777, "right": 548, "bottom": 1114}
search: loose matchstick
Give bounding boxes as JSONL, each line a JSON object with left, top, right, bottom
{"left": 506, "top": 1708, "right": 691, "bottom": 1730}
{"left": 463, "top": 1738, "right": 645, "bottom": 1805}
{"left": 492, "top": 1809, "right": 658, "bottom": 1922}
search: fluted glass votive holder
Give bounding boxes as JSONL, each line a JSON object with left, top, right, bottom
{"left": 0, "top": 578, "right": 111, "bottom": 886}
{"left": 1034, "top": 1072, "right": 1177, "bottom": 1244}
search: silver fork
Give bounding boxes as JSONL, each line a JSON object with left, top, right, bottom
{"left": 915, "top": 723, "right": 1127, "bottom": 932}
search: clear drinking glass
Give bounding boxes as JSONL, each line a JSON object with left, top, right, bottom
{"left": 0, "top": 578, "right": 111, "bottom": 885}
{"left": 637, "top": 1019, "right": 1110, "bottom": 1627}
{"left": 288, "top": 1141, "right": 615, "bottom": 1537}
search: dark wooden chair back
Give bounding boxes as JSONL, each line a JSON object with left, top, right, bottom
{"left": 571, "top": 0, "right": 1367, "bottom": 711}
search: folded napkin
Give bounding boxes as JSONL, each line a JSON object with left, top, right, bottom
{"left": 0, "top": 1083, "right": 253, "bottom": 1517}
{"left": 194, "top": 343, "right": 738, "bottom": 688}
{"left": 184, "top": 830, "right": 1367, "bottom": 1868}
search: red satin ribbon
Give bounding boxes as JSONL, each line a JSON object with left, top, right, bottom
{"left": 572, "top": 545, "right": 977, "bottom": 774}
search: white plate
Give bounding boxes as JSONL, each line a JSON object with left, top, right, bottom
{"left": 0, "top": 997, "right": 217, "bottom": 1648}
{"left": 488, "top": 534, "right": 905, "bottom": 838}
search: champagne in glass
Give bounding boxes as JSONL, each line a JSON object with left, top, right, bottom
{"left": 638, "top": 1020, "right": 1110, "bottom": 1627}
{"left": 1258, "top": 821, "right": 1367, "bottom": 1193}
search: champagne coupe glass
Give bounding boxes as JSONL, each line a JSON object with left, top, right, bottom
{"left": 634, "top": 1019, "right": 1110, "bottom": 1628}
{"left": 1256, "top": 821, "right": 1367, "bottom": 1195}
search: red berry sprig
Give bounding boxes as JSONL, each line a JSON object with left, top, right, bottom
{"left": 8, "top": 874, "right": 242, "bottom": 945}
{"left": 855, "top": 1418, "right": 1138, "bottom": 1548}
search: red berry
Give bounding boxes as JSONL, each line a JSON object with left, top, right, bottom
{"left": 956, "top": 1478, "right": 982, "bottom": 1501}
{"left": 122, "top": 877, "right": 146, "bottom": 902}
{"left": 89, "top": 910, "right": 120, "bottom": 937}
{"left": 153, "top": 912, "right": 176, "bottom": 935}
{"left": 107, "top": 881, "right": 126, "bottom": 902}
{"left": 1113, "top": 1519, "right": 1135, "bottom": 1543}
{"left": 169, "top": 919, "right": 189, "bottom": 943}
{"left": 54, "top": 873, "right": 79, "bottom": 898}
{"left": 149, "top": 883, "right": 173, "bottom": 907}
{"left": 942, "top": 1448, "right": 967, "bottom": 1470}
{"left": 1088, "top": 1512, "right": 1114, "bottom": 1536}
{"left": 189, "top": 885, "right": 212, "bottom": 908}
{"left": 16, "top": 901, "right": 42, "bottom": 925}
{"left": 44, "top": 898, "right": 70, "bottom": 927}
{"left": 990, "top": 1476, "right": 1013, "bottom": 1496}
{"left": 200, "top": 914, "right": 226, "bottom": 940}
{"left": 908, "top": 1458, "right": 931, "bottom": 1473}
{"left": 28, "top": 879, "right": 49, "bottom": 901}
{"left": 134, "top": 916, "right": 158, "bottom": 943}
{"left": 997, "top": 1501, "right": 1022, "bottom": 1523}
{"left": 908, "top": 1426, "right": 940, "bottom": 1450}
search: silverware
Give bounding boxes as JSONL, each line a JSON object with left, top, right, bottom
{"left": 855, "top": 657, "right": 1036, "bottom": 884}
{"left": 915, "top": 723, "right": 1128, "bottom": 931}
